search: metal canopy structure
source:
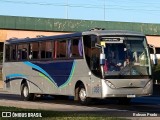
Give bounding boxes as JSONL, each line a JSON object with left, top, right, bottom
{"left": 1, "top": 15, "right": 160, "bottom": 35}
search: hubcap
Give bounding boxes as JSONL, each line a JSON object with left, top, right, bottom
{"left": 23, "top": 86, "right": 29, "bottom": 97}
{"left": 79, "top": 88, "right": 86, "bottom": 101}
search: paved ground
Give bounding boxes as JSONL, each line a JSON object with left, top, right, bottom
{"left": 0, "top": 82, "right": 160, "bottom": 119}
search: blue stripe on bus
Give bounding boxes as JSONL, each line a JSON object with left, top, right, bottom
{"left": 23, "top": 61, "right": 76, "bottom": 88}
{"left": 59, "top": 61, "right": 76, "bottom": 88}
{"left": 23, "top": 61, "right": 57, "bottom": 87}
{"left": 6, "top": 73, "right": 27, "bottom": 80}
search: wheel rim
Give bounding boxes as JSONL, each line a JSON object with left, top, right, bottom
{"left": 23, "top": 86, "right": 29, "bottom": 97}
{"left": 79, "top": 88, "right": 86, "bottom": 101}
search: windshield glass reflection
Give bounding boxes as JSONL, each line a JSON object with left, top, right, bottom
{"left": 103, "top": 39, "right": 150, "bottom": 76}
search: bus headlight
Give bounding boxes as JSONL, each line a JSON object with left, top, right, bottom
{"left": 105, "top": 80, "right": 116, "bottom": 89}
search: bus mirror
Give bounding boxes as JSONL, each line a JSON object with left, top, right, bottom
{"left": 95, "top": 43, "right": 105, "bottom": 65}
{"left": 149, "top": 44, "right": 158, "bottom": 65}
{"left": 100, "top": 53, "right": 105, "bottom": 65}
{"left": 153, "top": 54, "right": 158, "bottom": 65}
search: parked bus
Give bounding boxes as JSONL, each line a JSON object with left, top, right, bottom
{"left": 2, "top": 29, "right": 154, "bottom": 105}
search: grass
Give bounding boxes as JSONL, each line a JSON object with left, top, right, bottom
{"left": 0, "top": 106, "right": 126, "bottom": 120}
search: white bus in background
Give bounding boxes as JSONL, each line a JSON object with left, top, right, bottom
{"left": 2, "top": 29, "right": 156, "bottom": 105}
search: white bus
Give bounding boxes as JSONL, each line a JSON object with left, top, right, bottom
{"left": 2, "top": 29, "right": 154, "bottom": 105}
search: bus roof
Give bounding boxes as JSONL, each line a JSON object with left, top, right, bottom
{"left": 6, "top": 30, "right": 145, "bottom": 44}
{"left": 82, "top": 30, "right": 145, "bottom": 37}
{"left": 6, "top": 32, "right": 82, "bottom": 44}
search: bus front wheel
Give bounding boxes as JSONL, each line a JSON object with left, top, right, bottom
{"left": 21, "top": 83, "right": 34, "bottom": 101}
{"left": 78, "top": 84, "right": 91, "bottom": 105}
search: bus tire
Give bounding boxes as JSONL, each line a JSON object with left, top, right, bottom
{"left": 21, "top": 83, "right": 34, "bottom": 101}
{"left": 78, "top": 84, "right": 91, "bottom": 105}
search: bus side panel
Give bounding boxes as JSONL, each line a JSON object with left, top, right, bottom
{"left": 70, "top": 60, "right": 102, "bottom": 98}
{"left": 30, "top": 59, "right": 93, "bottom": 96}
{"left": 3, "top": 62, "right": 22, "bottom": 94}
{"left": 3, "top": 60, "right": 103, "bottom": 98}
{"left": 3, "top": 62, "right": 44, "bottom": 94}
{"left": 69, "top": 60, "right": 91, "bottom": 96}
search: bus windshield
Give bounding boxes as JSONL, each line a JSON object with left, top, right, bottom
{"left": 99, "top": 36, "right": 151, "bottom": 76}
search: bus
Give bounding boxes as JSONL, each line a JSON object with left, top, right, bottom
{"left": 2, "top": 29, "right": 153, "bottom": 105}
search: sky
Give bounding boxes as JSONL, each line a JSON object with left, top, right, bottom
{"left": 0, "top": 0, "right": 160, "bottom": 23}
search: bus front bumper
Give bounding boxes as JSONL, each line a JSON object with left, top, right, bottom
{"left": 101, "top": 79, "right": 153, "bottom": 98}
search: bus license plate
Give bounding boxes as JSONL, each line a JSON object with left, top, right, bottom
{"left": 127, "top": 94, "right": 136, "bottom": 98}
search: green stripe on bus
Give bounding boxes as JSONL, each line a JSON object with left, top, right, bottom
{"left": 38, "top": 73, "right": 55, "bottom": 86}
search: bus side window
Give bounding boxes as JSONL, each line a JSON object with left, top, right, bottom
{"left": 54, "top": 41, "right": 57, "bottom": 59}
{"left": 83, "top": 35, "right": 91, "bottom": 68}
{"left": 40, "top": 42, "right": 45, "bottom": 59}
{"left": 72, "top": 39, "right": 79, "bottom": 57}
{"left": 40, "top": 41, "right": 53, "bottom": 59}
{"left": 67, "top": 40, "right": 72, "bottom": 57}
{"left": 91, "top": 48, "right": 99, "bottom": 70}
{"left": 78, "top": 39, "right": 83, "bottom": 57}
{"left": 30, "top": 42, "right": 39, "bottom": 59}
{"left": 17, "top": 44, "right": 28, "bottom": 60}
{"left": 10, "top": 45, "right": 17, "bottom": 61}
{"left": 46, "top": 41, "right": 53, "bottom": 59}
{"left": 56, "top": 41, "right": 60, "bottom": 58}
{"left": 22, "top": 48, "right": 27, "bottom": 60}
{"left": 69, "top": 38, "right": 83, "bottom": 58}
{"left": 57, "top": 40, "right": 67, "bottom": 58}
{"left": 5, "top": 45, "right": 10, "bottom": 61}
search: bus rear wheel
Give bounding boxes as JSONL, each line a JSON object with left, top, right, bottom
{"left": 21, "top": 83, "right": 34, "bottom": 101}
{"left": 78, "top": 84, "right": 91, "bottom": 105}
